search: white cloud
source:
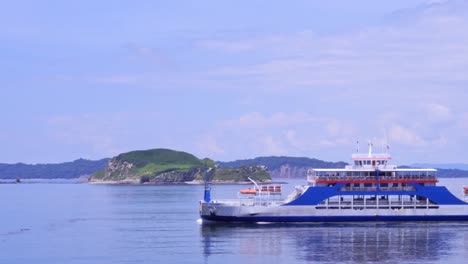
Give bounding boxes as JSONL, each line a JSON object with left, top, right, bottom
{"left": 221, "top": 112, "right": 317, "bottom": 128}
{"left": 423, "top": 103, "right": 453, "bottom": 122}
{"left": 201, "top": 1, "right": 468, "bottom": 90}
{"left": 46, "top": 111, "right": 161, "bottom": 159}
{"left": 388, "top": 124, "right": 426, "bottom": 146}
{"left": 47, "top": 114, "right": 122, "bottom": 158}
{"left": 260, "top": 135, "right": 285, "bottom": 155}
{"left": 209, "top": 111, "right": 359, "bottom": 160}
{"left": 194, "top": 135, "right": 225, "bottom": 157}
{"left": 284, "top": 129, "right": 301, "bottom": 149}
{"left": 198, "top": 39, "right": 255, "bottom": 53}
{"left": 93, "top": 74, "right": 143, "bottom": 85}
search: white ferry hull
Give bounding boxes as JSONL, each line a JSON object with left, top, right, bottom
{"left": 200, "top": 202, "right": 468, "bottom": 222}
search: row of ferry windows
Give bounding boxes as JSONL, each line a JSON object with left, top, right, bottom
{"left": 354, "top": 160, "right": 387, "bottom": 166}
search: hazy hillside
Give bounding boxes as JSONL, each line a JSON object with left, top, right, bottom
{"left": 425, "top": 168, "right": 468, "bottom": 178}
{"left": 411, "top": 163, "right": 468, "bottom": 171}
{"left": 0, "top": 158, "right": 110, "bottom": 179}
{"left": 217, "top": 156, "right": 348, "bottom": 178}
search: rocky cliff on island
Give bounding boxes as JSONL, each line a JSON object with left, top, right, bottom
{"left": 90, "top": 148, "right": 271, "bottom": 184}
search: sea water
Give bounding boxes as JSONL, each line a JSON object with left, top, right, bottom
{"left": 1, "top": 178, "right": 467, "bottom": 264}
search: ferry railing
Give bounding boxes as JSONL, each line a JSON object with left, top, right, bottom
{"left": 313, "top": 175, "right": 437, "bottom": 181}
{"left": 212, "top": 198, "right": 285, "bottom": 207}
{"left": 233, "top": 190, "right": 287, "bottom": 207}
{"left": 339, "top": 186, "right": 416, "bottom": 192}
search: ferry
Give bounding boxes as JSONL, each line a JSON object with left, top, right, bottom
{"left": 199, "top": 145, "right": 468, "bottom": 222}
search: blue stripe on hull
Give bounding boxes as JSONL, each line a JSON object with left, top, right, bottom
{"left": 285, "top": 185, "right": 467, "bottom": 206}
{"left": 201, "top": 215, "right": 468, "bottom": 223}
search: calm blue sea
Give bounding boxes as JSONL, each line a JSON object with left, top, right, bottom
{"left": 1, "top": 178, "right": 468, "bottom": 264}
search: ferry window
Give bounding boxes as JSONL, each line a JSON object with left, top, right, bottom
{"left": 355, "top": 161, "right": 359, "bottom": 166}
{"left": 354, "top": 183, "right": 360, "bottom": 187}
{"left": 364, "top": 183, "right": 372, "bottom": 187}
{"left": 380, "top": 183, "right": 388, "bottom": 187}
{"left": 393, "top": 183, "right": 398, "bottom": 187}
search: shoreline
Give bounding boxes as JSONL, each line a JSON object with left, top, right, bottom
{"left": 0, "top": 179, "right": 283, "bottom": 185}
{"left": 88, "top": 179, "right": 280, "bottom": 185}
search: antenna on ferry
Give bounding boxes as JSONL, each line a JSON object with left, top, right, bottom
{"left": 368, "top": 141, "right": 373, "bottom": 157}
{"left": 384, "top": 129, "right": 389, "bottom": 154}
{"left": 356, "top": 140, "right": 360, "bottom": 153}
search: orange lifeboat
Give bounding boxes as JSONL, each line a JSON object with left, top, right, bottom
{"left": 464, "top": 186, "right": 468, "bottom": 194}
{"left": 240, "top": 188, "right": 257, "bottom": 195}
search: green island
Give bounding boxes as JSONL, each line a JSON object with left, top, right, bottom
{"left": 90, "top": 148, "right": 271, "bottom": 184}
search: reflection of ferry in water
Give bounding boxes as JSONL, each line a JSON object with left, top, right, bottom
{"left": 200, "top": 223, "right": 466, "bottom": 263}
{"left": 199, "top": 145, "right": 468, "bottom": 222}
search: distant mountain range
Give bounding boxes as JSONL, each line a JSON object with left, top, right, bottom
{"left": 219, "top": 157, "right": 468, "bottom": 178}
{"left": 0, "top": 158, "right": 109, "bottom": 179}
{"left": 411, "top": 163, "right": 468, "bottom": 171}
{"left": 1, "top": 153, "right": 468, "bottom": 180}
{"left": 217, "top": 156, "right": 347, "bottom": 179}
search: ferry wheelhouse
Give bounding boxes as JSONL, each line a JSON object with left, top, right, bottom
{"left": 199, "top": 146, "right": 468, "bottom": 222}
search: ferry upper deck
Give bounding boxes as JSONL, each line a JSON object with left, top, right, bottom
{"left": 307, "top": 145, "right": 438, "bottom": 186}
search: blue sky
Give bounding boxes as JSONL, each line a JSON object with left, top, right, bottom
{"left": 2, "top": 0, "right": 468, "bottom": 164}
